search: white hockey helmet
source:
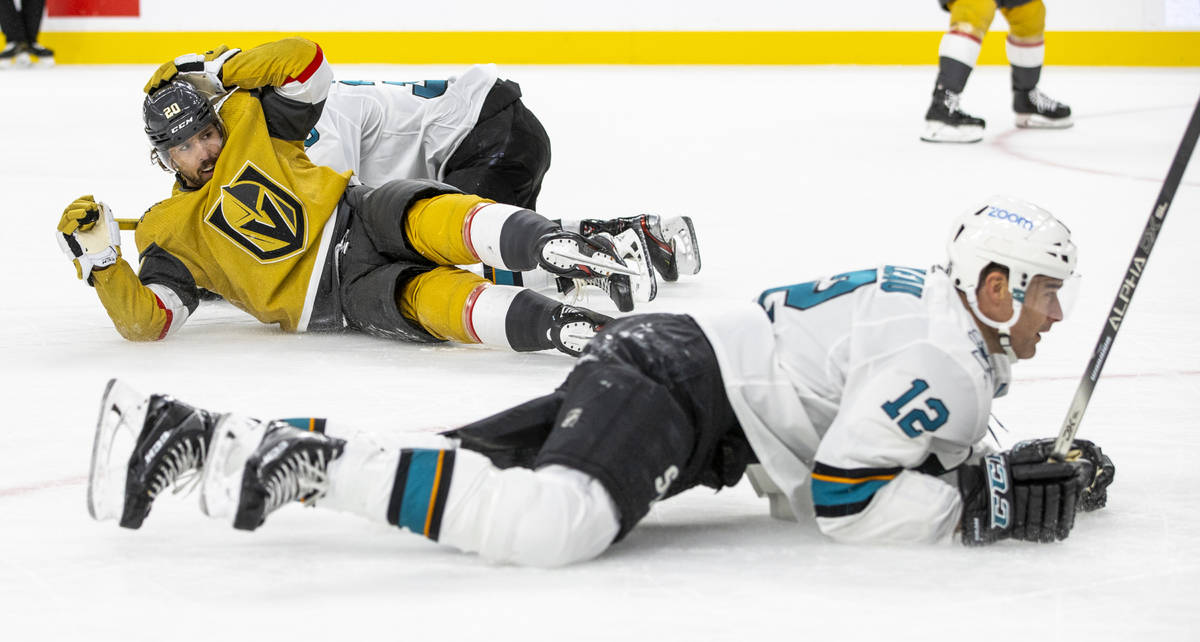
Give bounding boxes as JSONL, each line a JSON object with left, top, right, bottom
{"left": 946, "top": 195, "right": 1078, "bottom": 360}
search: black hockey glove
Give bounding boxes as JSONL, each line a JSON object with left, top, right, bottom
{"left": 957, "top": 440, "right": 1095, "bottom": 546}
{"left": 1006, "top": 438, "right": 1116, "bottom": 511}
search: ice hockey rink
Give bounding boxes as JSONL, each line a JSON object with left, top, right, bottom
{"left": 1, "top": 63, "right": 1198, "bottom": 640}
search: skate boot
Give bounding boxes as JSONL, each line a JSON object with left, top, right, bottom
{"left": 25, "top": 42, "right": 54, "bottom": 67}
{"left": 921, "top": 88, "right": 986, "bottom": 143}
{"left": 232, "top": 422, "right": 346, "bottom": 531}
{"left": 548, "top": 304, "right": 613, "bottom": 356}
{"left": 1014, "top": 87, "right": 1072, "bottom": 129}
{"left": 556, "top": 272, "right": 634, "bottom": 312}
{"left": 87, "top": 379, "right": 219, "bottom": 529}
{"left": 198, "top": 414, "right": 271, "bottom": 520}
{"left": 580, "top": 214, "right": 701, "bottom": 281}
{"left": 541, "top": 229, "right": 654, "bottom": 312}
{"left": 0, "top": 42, "right": 25, "bottom": 69}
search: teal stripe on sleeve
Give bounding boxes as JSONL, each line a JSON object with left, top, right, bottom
{"left": 811, "top": 477, "right": 891, "bottom": 508}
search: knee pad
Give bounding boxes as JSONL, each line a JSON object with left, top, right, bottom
{"left": 397, "top": 266, "right": 488, "bottom": 343}
{"left": 947, "top": 0, "right": 998, "bottom": 39}
{"left": 441, "top": 459, "right": 620, "bottom": 567}
{"left": 404, "top": 193, "right": 491, "bottom": 265}
{"left": 1002, "top": 0, "right": 1046, "bottom": 42}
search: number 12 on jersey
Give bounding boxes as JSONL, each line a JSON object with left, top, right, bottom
{"left": 881, "top": 379, "right": 949, "bottom": 437}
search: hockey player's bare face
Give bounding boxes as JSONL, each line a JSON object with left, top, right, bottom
{"left": 168, "top": 124, "right": 225, "bottom": 188}
{"left": 1008, "top": 276, "right": 1064, "bottom": 359}
{"left": 973, "top": 273, "right": 1064, "bottom": 359}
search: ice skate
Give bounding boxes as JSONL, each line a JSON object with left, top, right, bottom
{"left": 1014, "top": 88, "right": 1072, "bottom": 129}
{"left": 548, "top": 304, "right": 613, "bottom": 356}
{"left": 536, "top": 229, "right": 642, "bottom": 279}
{"left": 198, "top": 414, "right": 271, "bottom": 520}
{"left": 921, "top": 88, "right": 985, "bottom": 143}
{"left": 580, "top": 214, "right": 702, "bottom": 282}
{"left": 542, "top": 228, "right": 655, "bottom": 312}
{"left": 233, "top": 423, "right": 346, "bottom": 531}
{"left": 556, "top": 228, "right": 656, "bottom": 312}
{"left": 0, "top": 42, "right": 26, "bottom": 69}
{"left": 25, "top": 42, "right": 54, "bottom": 67}
{"left": 87, "top": 379, "right": 219, "bottom": 529}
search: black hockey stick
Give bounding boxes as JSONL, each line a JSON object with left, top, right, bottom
{"left": 1052, "top": 96, "right": 1200, "bottom": 461}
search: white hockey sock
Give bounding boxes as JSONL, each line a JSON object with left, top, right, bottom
{"left": 320, "top": 432, "right": 456, "bottom": 522}
{"left": 464, "top": 203, "right": 525, "bottom": 270}
{"left": 438, "top": 462, "right": 621, "bottom": 567}
{"left": 324, "top": 435, "right": 621, "bottom": 566}
{"left": 464, "top": 284, "right": 522, "bottom": 349}
{"left": 1006, "top": 36, "right": 1044, "bottom": 68}
{"left": 939, "top": 31, "right": 982, "bottom": 69}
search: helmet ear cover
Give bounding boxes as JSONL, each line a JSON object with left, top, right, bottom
{"left": 143, "top": 80, "right": 224, "bottom": 173}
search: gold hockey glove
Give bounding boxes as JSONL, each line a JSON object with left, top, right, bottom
{"left": 144, "top": 45, "right": 241, "bottom": 95}
{"left": 57, "top": 195, "right": 122, "bottom": 283}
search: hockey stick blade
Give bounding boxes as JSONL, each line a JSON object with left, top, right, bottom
{"left": 1051, "top": 96, "right": 1200, "bottom": 461}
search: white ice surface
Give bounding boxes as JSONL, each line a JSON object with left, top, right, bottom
{"left": 1, "top": 64, "right": 1198, "bottom": 640}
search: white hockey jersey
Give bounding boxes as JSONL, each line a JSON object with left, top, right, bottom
{"left": 690, "top": 265, "right": 1010, "bottom": 545}
{"left": 304, "top": 64, "right": 500, "bottom": 186}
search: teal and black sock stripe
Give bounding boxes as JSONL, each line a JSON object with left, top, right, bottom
{"left": 386, "top": 449, "right": 456, "bottom": 541}
{"left": 279, "top": 417, "right": 328, "bottom": 433}
{"left": 483, "top": 265, "right": 524, "bottom": 287}
{"left": 811, "top": 462, "right": 901, "bottom": 518}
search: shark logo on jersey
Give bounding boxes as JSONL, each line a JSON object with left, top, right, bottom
{"left": 968, "top": 329, "right": 993, "bottom": 379}
{"left": 205, "top": 161, "right": 307, "bottom": 263}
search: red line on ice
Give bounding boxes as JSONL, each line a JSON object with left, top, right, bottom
{"left": 992, "top": 103, "right": 1200, "bottom": 187}
{"left": 0, "top": 475, "right": 88, "bottom": 498}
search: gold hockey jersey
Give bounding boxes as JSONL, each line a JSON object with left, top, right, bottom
{"left": 93, "top": 38, "right": 353, "bottom": 340}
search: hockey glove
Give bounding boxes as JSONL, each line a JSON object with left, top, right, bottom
{"left": 57, "top": 195, "right": 122, "bottom": 283}
{"left": 144, "top": 45, "right": 241, "bottom": 95}
{"left": 957, "top": 440, "right": 1095, "bottom": 546}
{"left": 1002, "top": 437, "right": 1116, "bottom": 511}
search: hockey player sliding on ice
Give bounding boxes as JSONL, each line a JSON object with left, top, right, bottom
{"left": 922, "top": 0, "right": 1072, "bottom": 143}
{"left": 88, "top": 196, "right": 1115, "bottom": 565}
{"left": 55, "top": 39, "right": 636, "bottom": 356}
{"left": 305, "top": 65, "right": 701, "bottom": 312}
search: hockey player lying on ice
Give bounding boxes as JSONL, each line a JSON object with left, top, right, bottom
{"left": 305, "top": 66, "right": 702, "bottom": 311}
{"left": 55, "top": 38, "right": 649, "bottom": 356}
{"left": 87, "top": 196, "right": 1115, "bottom": 565}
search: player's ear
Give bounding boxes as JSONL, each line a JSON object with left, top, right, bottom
{"left": 979, "top": 270, "right": 1010, "bottom": 304}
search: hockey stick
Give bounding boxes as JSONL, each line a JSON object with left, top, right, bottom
{"left": 1051, "top": 96, "right": 1200, "bottom": 461}
{"left": 116, "top": 218, "right": 139, "bottom": 231}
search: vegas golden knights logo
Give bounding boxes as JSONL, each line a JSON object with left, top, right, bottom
{"left": 206, "top": 162, "right": 306, "bottom": 262}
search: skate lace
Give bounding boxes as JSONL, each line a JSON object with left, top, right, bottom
{"left": 944, "top": 91, "right": 964, "bottom": 114}
{"left": 147, "top": 439, "right": 206, "bottom": 498}
{"left": 569, "top": 274, "right": 612, "bottom": 303}
{"left": 1028, "top": 88, "right": 1061, "bottom": 112}
{"left": 262, "top": 450, "right": 331, "bottom": 514}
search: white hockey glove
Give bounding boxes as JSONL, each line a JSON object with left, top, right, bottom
{"left": 144, "top": 45, "right": 241, "bottom": 95}
{"left": 57, "top": 195, "right": 122, "bottom": 283}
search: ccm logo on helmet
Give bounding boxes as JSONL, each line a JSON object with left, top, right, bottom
{"left": 169, "top": 116, "right": 196, "bottom": 135}
{"left": 985, "top": 206, "right": 1034, "bottom": 231}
